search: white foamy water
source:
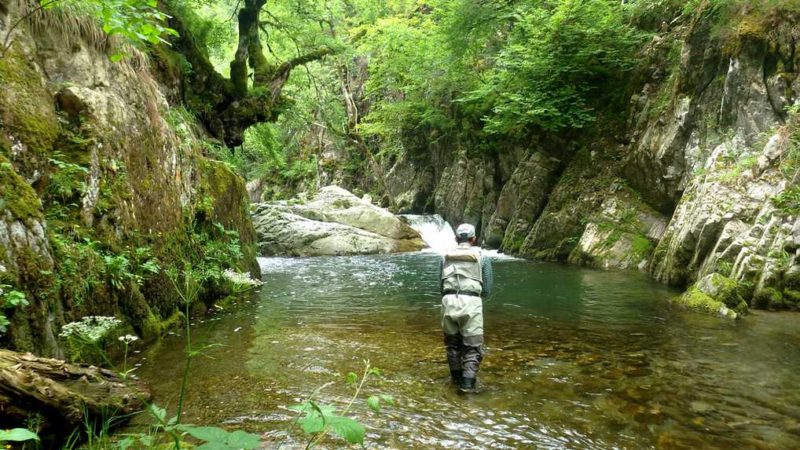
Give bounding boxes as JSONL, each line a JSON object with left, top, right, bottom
{"left": 400, "top": 214, "right": 457, "bottom": 252}
{"left": 402, "top": 214, "right": 524, "bottom": 259}
{"left": 481, "top": 249, "right": 524, "bottom": 261}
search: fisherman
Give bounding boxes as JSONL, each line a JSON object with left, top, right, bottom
{"left": 440, "top": 223, "right": 493, "bottom": 392}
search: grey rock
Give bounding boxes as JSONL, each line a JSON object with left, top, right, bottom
{"left": 252, "top": 186, "right": 425, "bottom": 256}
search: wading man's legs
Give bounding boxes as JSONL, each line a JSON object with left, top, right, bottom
{"left": 442, "top": 294, "right": 484, "bottom": 390}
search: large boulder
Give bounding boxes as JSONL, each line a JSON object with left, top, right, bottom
{"left": 252, "top": 186, "right": 426, "bottom": 256}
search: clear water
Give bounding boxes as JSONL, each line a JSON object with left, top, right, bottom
{"left": 132, "top": 253, "right": 800, "bottom": 449}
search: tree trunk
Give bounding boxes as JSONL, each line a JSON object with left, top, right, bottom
{"left": 0, "top": 350, "right": 151, "bottom": 438}
{"left": 162, "top": 2, "right": 334, "bottom": 146}
{"left": 231, "top": 0, "right": 267, "bottom": 98}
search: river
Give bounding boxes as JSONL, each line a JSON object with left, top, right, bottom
{"left": 131, "top": 249, "right": 800, "bottom": 449}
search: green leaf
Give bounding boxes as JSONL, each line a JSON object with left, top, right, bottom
{"left": 196, "top": 443, "right": 234, "bottom": 450}
{"left": 327, "top": 416, "right": 365, "bottom": 445}
{"left": 345, "top": 372, "right": 358, "bottom": 385}
{"left": 379, "top": 394, "right": 395, "bottom": 406}
{"left": 118, "top": 437, "right": 135, "bottom": 450}
{"left": 183, "top": 425, "right": 228, "bottom": 443}
{"left": 148, "top": 404, "right": 167, "bottom": 423}
{"left": 367, "top": 395, "right": 380, "bottom": 412}
{"left": 226, "top": 430, "right": 261, "bottom": 449}
{"left": 0, "top": 428, "right": 39, "bottom": 442}
{"left": 298, "top": 415, "right": 325, "bottom": 434}
{"left": 109, "top": 53, "right": 124, "bottom": 63}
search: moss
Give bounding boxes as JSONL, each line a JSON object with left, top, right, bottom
{"left": 628, "top": 234, "right": 652, "bottom": 261}
{"left": 0, "top": 154, "right": 44, "bottom": 220}
{"left": 753, "top": 287, "right": 783, "bottom": 310}
{"left": 782, "top": 289, "right": 800, "bottom": 307}
{"left": 698, "top": 273, "right": 744, "bottom": 309}
{"left": 0, "top": 45, "right": 60, "bottom": 170}
{"left": 675, "top": 287, "right": 738, "bottom": 319}
{"left": 196, "top": 158, "right": 259, "bottom": 275}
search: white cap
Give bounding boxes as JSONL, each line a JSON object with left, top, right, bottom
{"left": 455, "top": 223, "right": 476, "bottom": 240}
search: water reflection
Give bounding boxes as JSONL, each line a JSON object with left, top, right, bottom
{"left": 132, "top": 253, "right": 800, "bottom": 449}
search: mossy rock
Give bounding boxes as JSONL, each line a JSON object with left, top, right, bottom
{"left": 674, "top": 287, "right": 739, "bottom": 319}
{"left": 0, "top": 45, "right": 60, "bottom": 173}
{"left": 782, "top": 289, "right": 800, "bottom": 309}
{"left": 783, "top": 265, "right": 800, "bottom": 290}
{"left": 696, "top": 273, "right": 747, "bottom": 314}
{"left": 752, "top": 287, "right": 784, "bottom": 310}
{"left": 0, "top": 154, "right": 44, "bottom": 220}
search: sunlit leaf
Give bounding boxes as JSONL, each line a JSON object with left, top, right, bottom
{"left": 184, "top": 425, "right": 229, "bottom": 442}
{"left": 327, "top": 416, "right": 365, "bottom": 444}
{"left": 0, "top": 428, "right": 39, "bottom": 442}
{"left": 366, "top": 395, "right": 380, "bottom": 412}
{"left": 298, "top": 415, "right": 325, "bottom": 434}
{"left": 226, "top": 430, "right": 261, "bottom": 449}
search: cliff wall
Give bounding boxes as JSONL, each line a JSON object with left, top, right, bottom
{"left": 0, "top": 0, "right": 258, "bottom": 355}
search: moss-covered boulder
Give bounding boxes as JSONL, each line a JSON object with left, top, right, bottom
{"left": 696, "top": 273, "right": 748, "bottom": 312}
{"left": 674, "top": 273, "right": 748, "bottom": 319}
{"left": 675, "top": 287, "right": 740, "bottom": 319}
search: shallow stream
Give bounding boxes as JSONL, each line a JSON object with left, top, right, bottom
{"left": 133, "top": 253, "right": 800, "bottom": 449}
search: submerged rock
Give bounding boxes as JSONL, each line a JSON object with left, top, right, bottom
{"left": 252, "top": 186, "right": 426, "bottom": 256}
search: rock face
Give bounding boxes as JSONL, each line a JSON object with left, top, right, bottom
{"left": 321, "top": 7, "right": 800, "bottom": 317}
{"left": 253, "top": 186, "right": 425, "bottom": 256}
{"left": 0, "top": 3, "right": 258, "bottom": 355}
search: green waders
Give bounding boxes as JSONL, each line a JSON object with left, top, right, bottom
{"left": 441, "top": 293, "right": 484, "bottom": 381}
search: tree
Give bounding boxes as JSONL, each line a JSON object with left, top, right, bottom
{"left": 164, "top": 0, "right": 335, "bottom": 146}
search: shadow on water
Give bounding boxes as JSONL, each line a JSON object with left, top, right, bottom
{"left": 131, "top": 253, "right": 800, "bottom": 449}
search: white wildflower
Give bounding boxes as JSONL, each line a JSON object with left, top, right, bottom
{"left": 59, "top": 316, "right": 122, "bottom": 342}
{"left": 222, "top": 269, "right": 263, "bottom": 287}
{"left": 118, "top": 334, "right": 139, "bottom": 344}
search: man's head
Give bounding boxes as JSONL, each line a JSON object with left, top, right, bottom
{"left": 455, "top": 223, "right": 477, "bottom": 245}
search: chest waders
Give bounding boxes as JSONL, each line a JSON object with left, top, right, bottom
{"left": 441, "top": 245, "right": 484, "bottom": 391}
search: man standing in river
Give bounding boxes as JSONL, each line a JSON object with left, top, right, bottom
{"left": 440, "top": 223, "right": 493, "bottom": 392}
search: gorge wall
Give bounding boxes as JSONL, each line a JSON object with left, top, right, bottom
{"left": 283, "top": 6, "right": 800, "bottom": 315}
{"left": 0, "top": 0, "right": 258, "bottom": 356}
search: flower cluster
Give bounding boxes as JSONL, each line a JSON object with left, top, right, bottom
{"left": 59, "top": 316, "right": 122, "bottom": 342}
{"left": 118, "top": 334, "right": 139, "bottom": 344}
{"left": 222, "top": 269, "right": 263, "bottom": 287}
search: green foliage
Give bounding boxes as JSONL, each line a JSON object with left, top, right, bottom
{"left": 44, "top": 0, "right": 178, "bottom": 60}
{"left": 772, "top": 185, "right": 800, "bottom": 216}
{"left": 181, "top": 426, "right": 260, "bottom": 450}
{"left": 631, "top": 234, "right": 654, "bottom": 260}
{"left": 291, "top": 402, "right": 366, "bottom": 446}
{"left": 0, "top": 428, "right": 40, "bottom": 443}
{"left": 288, "top": 360, "right": 391, "bottom": 448}
{"left": 0, "top": 283, "right": 28, "bottom": 335}
{"left": 48, "top": 155, "right": 89, "bottom": 203}
{"left": 465, "top": 0, "right": 644, "bottom": 134}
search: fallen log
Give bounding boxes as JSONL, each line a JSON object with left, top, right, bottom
{"left": 0, "top": 350, "right": 151, "bottom": 437}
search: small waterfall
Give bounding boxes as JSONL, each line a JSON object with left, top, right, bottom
{"left": 400, "top": 214, "right": 456, "bottom": 252}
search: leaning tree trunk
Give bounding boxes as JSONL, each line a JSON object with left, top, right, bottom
{"left": 0, "top": 350, "right": 151, "bottom": 438}
{"left": 163, "top": 0, "right": 334, "bottom": 147}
